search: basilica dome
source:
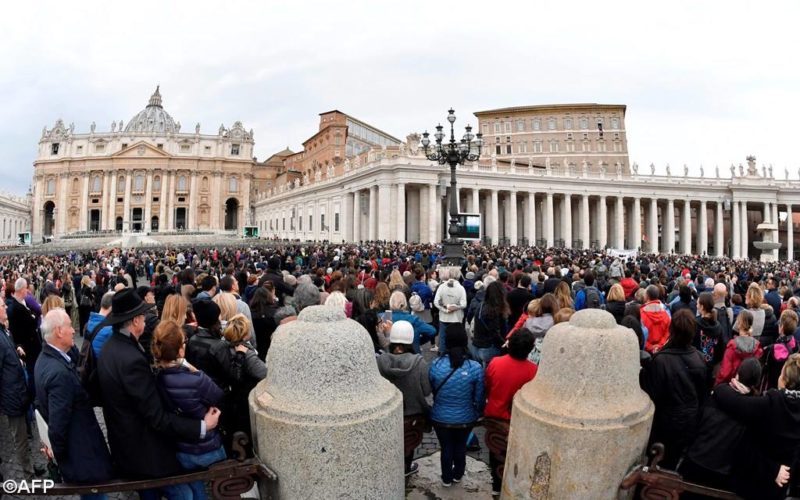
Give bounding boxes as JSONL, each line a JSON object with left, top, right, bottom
{"left": 124, "top": 86, "right": 179, "bottom": 134}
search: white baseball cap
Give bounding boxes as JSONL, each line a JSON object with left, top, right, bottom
{"left": 389, "top": 320, "right": 414, "bottom": 345}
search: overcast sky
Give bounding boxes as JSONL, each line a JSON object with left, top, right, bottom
{"left": 1, "top": 0, "right": 798, "bottom": 194}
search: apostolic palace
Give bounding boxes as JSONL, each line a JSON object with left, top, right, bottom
{"left": 0, "top": 88, "right": 798, "bottom": 261}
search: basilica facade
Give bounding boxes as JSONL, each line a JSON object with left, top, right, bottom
{"left": 31, "top": 87, "right": 256, "bottom": 241}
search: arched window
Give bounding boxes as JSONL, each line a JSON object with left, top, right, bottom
{"left": 117, "top": 176, "right": 125, "bottom": 193}
{"left": 229, "top": 177, "right": 238, "bottom": 193}
{"left": 134, "top": 173, "right": 145, "bottom": 192}
{"left": 91, "top": 175, "right": 101, "bottom": 192}
{"left": 153, "top": 175, "right": 161, "bottom": 191}
{"left": 46, "top": 178, "right": 55, "bottom": 195}
{"left": 177, "top": 175, "right": 187, "bottom": 191}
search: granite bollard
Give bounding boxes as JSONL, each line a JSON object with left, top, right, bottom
{"left": 502, "top": 309, "right": 654, "bottom": 499}
{"left": 249, "top": 305, "right": 405, "bottom": 499}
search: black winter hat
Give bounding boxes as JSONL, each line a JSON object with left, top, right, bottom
{"left": 192, "top": 299, "right": 221, "bottom": 329}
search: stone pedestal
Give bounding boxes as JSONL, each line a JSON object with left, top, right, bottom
{"left": 249, "top": 305, "right": 404, "bottom": 499}
{"left": 502, "top": 309, "right": 654, "bottom": 499}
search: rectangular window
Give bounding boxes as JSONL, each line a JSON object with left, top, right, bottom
{"left": 282, "top": 218, "right": 285, "bottom": 230}
{"left": 494, "top": 122, "right": 501, "bottom": 133}
{"left": 95, "top": 143, "right": 105, "bottom": 153}
{"left": 299, "top": 214, "right": 303, "bottom": 231}
{"left": 517, "top": 141, "right": 527, "bottom": 153}
{"left": 506, "top": 144, "right": 512, "bottom": 154}
{"left": 516, "top": 120, "right": 525, "bottom": 132}
{"left": 548, "top": 118, "right": 557, "bottom": 130}
{"left": 566, "top": 142, "right": 575, "bottom": 153}
{"left": 564, "top": 118, "right": 573, "bottom": 130}
{"left": 180, "top": 144, "right": 190, "bottom": 153}
{"left": 495, "top": 145, "right": 502, "bottom": 155}
{"left": 231, "top": 144, "right": 240, "bottom": 156}
{"left": 76, "top": 145, "right": 83, "bottom": 154}
{"left": 611, "top": 117, "right": 620, "bottom": 129}
{"left": 580, "top": 118, "right": 589, "bottom": 129}
{"left": 121, "top": 143, "right": 128, "bottom": 149}
{"left": 532, "top": 119, "right": 541, "bottom": 131}
{"left": 204, "top": 146, "right": 211, "bottom": 154}
{"left": 549, "top": 141, "right": 559, "bottom": 153}
{"left": 51, "top": 143, "right": 60, "bottom": 155}
{"left": 582, "top": 141, "right": 590, "bottom": 152}
{"left": 504, "top": 122, "right": 512, "bottom": 133}
{"left": 533, "top": 141, "right": 543, "bottom": 153}
{"left": 309, "top": 215, "right": 313, "bottom": 230}
{"left": 321, "top": 214, "right": 325, "bottom": 230}
{"left": 597, "top": 141, "right": 607, "bottom": 152}
{"left": 157, "top": 143, "right": 164, "bottom": 149}
{"left": 483, "top": 123, "right": 490, "bottom": 135}
{"left": 614, "top": 141, "right": 623, "bottom": 152}
{"left": 335, "top": 213, "right": 340, "bottom": 232}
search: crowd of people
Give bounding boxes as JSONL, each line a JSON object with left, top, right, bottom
{"left": 2, "top": 241, "right": 800, "bottom": 498}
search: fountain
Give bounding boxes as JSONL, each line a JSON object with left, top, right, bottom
{"left": 753, "top": 220, "right": 781, "bottom": 262}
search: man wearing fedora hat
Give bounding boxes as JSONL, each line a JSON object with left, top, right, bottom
{"left": 97, "top": 289, "right": 220, "bottom": 496}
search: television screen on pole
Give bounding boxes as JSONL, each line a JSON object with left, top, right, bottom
{"left": 454, "top": 213, "right": 481, "bottom": 240}
{"left": 243, "top": 226, "right": 259, "bottom": 238}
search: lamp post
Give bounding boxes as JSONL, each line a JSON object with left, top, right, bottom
{"left": 421, "top": 108, "right": 483, "bottom": 264}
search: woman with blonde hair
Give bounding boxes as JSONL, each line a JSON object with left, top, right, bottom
{"left": 78, "top": 274, "right": 95, "bottom": 334}
{"left": 162, "top": 294, "right": 196, "bottom": 338}
{"left": 213, "top": 292, "right": 239, "bottom": 326}
{"left": 604, "top": 283, "right": 627, "bottom": 324}
{"left": 746, "top": 283, "right": 778, "bottom": 340}
{"left": 370, "top": 282, "right": 391, "bottom": 312}
{"left": 387, "top": 269, "right": 409, "bottom": 297}
{"left": 217, "top": 314, "right": 266, "bottom": 445}
{"left": 554, "top": 281, "right": 574, "bottom": 311}
{"left": 41, "top": 295, "right": 65, "bottom": 317}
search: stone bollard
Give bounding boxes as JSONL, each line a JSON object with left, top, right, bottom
{"left": 502, "top": 309, "right": 654, "bottom": 499}
{"left": 249, "top": 305, "right": 405, "bottom": 499}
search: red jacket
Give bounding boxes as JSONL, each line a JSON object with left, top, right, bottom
{"left": 715, "top": 336, "right": 762, "bottom": 385}
{"left": 641, "top": 300, "right": 671, "bottom": 353}
{"left": 484, "top": 355, "right": 538, "bottom": 420}
{"left": 620, "top": 277, "right": 639, "bottom": 300}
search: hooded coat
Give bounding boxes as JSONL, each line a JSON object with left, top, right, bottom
{"left": 376, "top": 352, "right": 431, "bottom": 416}
{"left": 641, "top": 301, "right": 672, "bottom": 353}
{"left": 715, "top": 336, "right": 763, "bottom": 385}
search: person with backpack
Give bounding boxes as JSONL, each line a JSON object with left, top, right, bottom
{"left": 574, "top": 271, "right": 604, "bottom": 310}
{"left": 641, "top": 285, "right": 672, "bottom": 354}
{"left": 694, "top": 292, "right": 723, "bottom": 374}
{"left": 761, "top": 310, "right": 799, "bottom": 390}
{"left": 36, "top": 308, "right": 113, "bottom": 495}
{"left": 429, "top": 323, "right": 484, "bottom": 488}
{"left": 469, "top": 281, "right": 509, "bottom": 369}
{"left": 86, "top": 292, "right": 115, "bottom": 358}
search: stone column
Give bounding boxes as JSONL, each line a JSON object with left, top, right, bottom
{"left": 773, "top": 202, "right": 780, "bottom": 260}
{"left": 649, "top": 198, "right": 659, "bottom": 254}
{"left": 159, "top": 171, "right": 168, "bottom": 231}
{"left": 489, "top": 189, "right": 499, "bottom": 244}
{"left": 502, "top": 310, "right": 653, "bottom": 499}
{"left": 788, "top": 204, "right": 794, "bottom": 261}
{"left": 428, "top": 184, "right": 438, "bottom": 244}
{"left": 377, "top": 184, "right": 391, "bottom": 241}
{"left": 715, "top": 202, "right": 725, "bottom": 257}
{"left": 598, "top": 196, "right": 607, "bottom": 249}
{"left": 210, "top": 173, "right": 221, "bottom": 231}
{"left": 697, "top": 200, "right": 708, "bottom": 256}
{"left": 632, "top": 197, "right": 641, "bottom": 251}
{"left": 166, "top": 172, "right": 175, "bottom": 231}
{"left": 250, "top": 307, "right": 403, "bottom": 499}
{"left": 732, "top": 200, "right": 741, "bottom": 259}
{"left": 396, "top": 183, "right": 405, "bottom": 242}
{"left": 472, "top": 188, "right": 480, "bottom": 214}
{"left": 741, "top": 201, "right": 749, "bottom": 260}
{"left": 108, "top": 174, "right": 118, "bottom": 230}
{"left": 527, "top": 192, "right": 536, "bottom": 245}
{"left": 508, "top": 191, "right": 518, "bottom": 245}
{"left": 343, "top": 192, "right": 354, "bottom": 242}
{"left": 122, "top": 173, "right": 132, "bottom": 232}
{"left": 352, "top": 191, "right": 361, "bottom": 242}
{"left": 368, "top": 186, "right": 378, "bottom": 241}
{"left": 664, "top": 200, "right": 675, "bottom": 253}
{"left": 144, "top": 171, "right": 153, "bottom": 232}
{"left": 615, "top": 196, "right": 624, "bottom": 248}
{"left": 80, "top": 173, "right": 89, "bottom": 231}
{"left": 563, "top": 194, "right": 572, "bottom": 248}
{"left": 545, "top": 192, "right": 555, "bottom": 247}
{"left": 580, "top": 195, "right": 590, "bottom": 249}
{"left": 188, "top": 172, "right": 198, "bottom": 231}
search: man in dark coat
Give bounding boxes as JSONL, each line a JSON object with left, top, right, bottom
{"left": 259, "top": 256, "right": 294, "bottom": 305}
{"left": 97, "top": 289, "right": 220, "bottom": 496}
{"left": 8, "top": 277, "right": 42, "bottom": 390}
{"left": 35, "top": 308, "right": 113, "bottom": 484}
{"left": 506, "top": 274, "right": 534, "bottom": 326}
{"left": 0, "top": 301, "right": 41, "bottom": 478}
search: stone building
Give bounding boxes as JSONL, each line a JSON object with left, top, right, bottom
{"left": 475, "top": 103, "right": 630, "bottom": 174}
{"left": 255, "top": 132, "right": 800, "bottom": 260}
{"left": 0, "top": 192, "right": 31, "bottom": 246}
{"left": 31, "top": 87, "right": 255, "bottom": 241}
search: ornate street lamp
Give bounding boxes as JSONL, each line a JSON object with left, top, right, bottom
{"left": 421, "top": 108, "right": 483, "bottom": 264}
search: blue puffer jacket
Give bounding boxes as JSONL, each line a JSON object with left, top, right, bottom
{"left": 86, "top": 312, "right": 113, "bottom": 358}
{"left": 429, "top": 355, "right": 485, "bottom": 425}
{"left": 390, "top": 310, "right": 436, "bottom": 353}
{"left": 157, "top": 365, "right": 225, "bottom": 455}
